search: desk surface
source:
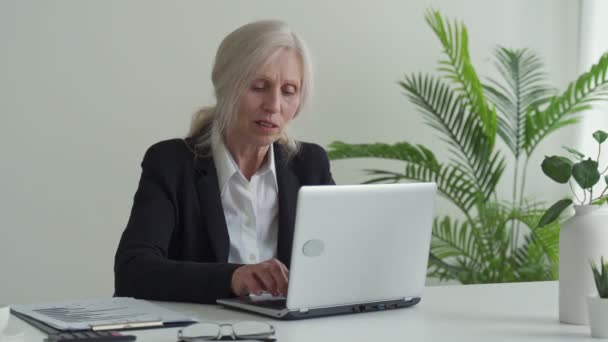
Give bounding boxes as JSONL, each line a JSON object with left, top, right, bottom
{"left": 8, "top": 281, "right": 596, "bottom": 341}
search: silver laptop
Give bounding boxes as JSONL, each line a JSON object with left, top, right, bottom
{"left": 217, "top": 182, "right": 437, "bottom": 320}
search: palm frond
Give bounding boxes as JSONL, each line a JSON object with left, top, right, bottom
{"left": 513, "top": 233, "right": 558, "bottom": 281}
{"left": 326, "top": 141, "right": 483, "bottom": 213}
{"left": 429, "top": 216, "right": 481, "bottom": 281}
{"left": 399, "top": 74, "right": 506, "bottom": 199}
{"left": 511, "top": 205, "right": 560, "bottom": 269}
{"left": 431, "top": 216, "right": 479, "bottom": 260}
{"left": 477, "top": 150, "right": 507, "bottom": 200}
{"left": 484, "top": 47, "right": 555, "bottom": 158}
{"left": 363, "top": 162, "right": 479, "bottom": 214}
{"left": 427, "top": 254, "right": 467, "bottom": 281}
{"left": 525, "top": 53, "right": 608, "bottom": 155}
{"left": 473, "top": 201, "right": 520, "bottom": 282}
{"left": 403, "top": 163, "right": 479, "bottom": 213}
{"left": 327, "top": 10, "right": 571, "bottom": 285}
{"left": 327, "top": 141, "right": 439, "bottom": 168}
{"left": 425, "top": 9, "right": 497, "bottom": 147}
{"left": 475, "top": 202, "right": 511, "bottom": 253}
{"left": 434, "top": 200, "right": 559, "bottom": 284}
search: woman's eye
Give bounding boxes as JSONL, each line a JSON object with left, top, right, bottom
{"left": 283, "top": 87, "right": 297, "bottom": 96}
{"left": 252, "top": 82, "right": 266, "bottom": 91}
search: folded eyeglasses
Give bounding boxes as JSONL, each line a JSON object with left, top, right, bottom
{"left": 178, "top": 321, "right": 276, "bottom": 341}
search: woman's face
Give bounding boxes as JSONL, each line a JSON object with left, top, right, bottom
{"left": 229, "top": 48, "right": 302, "bottom": 149}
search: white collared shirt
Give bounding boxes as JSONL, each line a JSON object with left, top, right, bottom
{"left": 212, "top": 140, "right": 279, "bottom": 264}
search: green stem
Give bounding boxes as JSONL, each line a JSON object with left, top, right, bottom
{"left": 582, "top": 189, "right": 587, "bottom": 204}
{"left": 514, "top": 156, "right": 530, "bottom": 254}
{"left": 590, "top": 189, "right": 594, "bottom": 205}
{"left": 518, "top": 156, "right": 530, "bottom": 208}
{"left": 513, "top": 157, "right": 520, "bottom": 209}
{"left": 570, "top": 180, "right": 584, "bottom": 204}
{"left": 511, "top": 156, "right": 520, "bottom": 254}
{"left": 600, "top": 186, "right": 608, "bottom": 198}
{"left": 511, "top": 60, "right": 522, "bottom": 260}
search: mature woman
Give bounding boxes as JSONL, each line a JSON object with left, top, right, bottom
{"left": 114, "top": 20, "right": 334, "bottom": 304}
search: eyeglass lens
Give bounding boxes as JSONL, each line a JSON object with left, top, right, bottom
{"left": 180, "top": 321, "right": 274, "bottom": 340}
{"left": 232, "top": 322, "right": 274, "bottom": 337}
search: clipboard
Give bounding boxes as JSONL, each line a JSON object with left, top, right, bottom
{"left": 12, "top": 310, "right": 193, "bottom": 335}
{"left": 10, "top": 298, "right": 197, "bottom": 333}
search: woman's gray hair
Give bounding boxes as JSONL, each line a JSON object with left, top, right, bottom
{"left": 188, "top": 20, "right": 313, "bottom": 158}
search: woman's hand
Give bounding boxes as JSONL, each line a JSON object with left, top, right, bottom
{"left": 231, "top": 258, "right": 289, "bottom": 297}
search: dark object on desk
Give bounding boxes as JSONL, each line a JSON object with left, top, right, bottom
{"left": 44, "top": 331, "right": 136, "bottom": 342}
{"left": 11, "top": 310, "right": 60, "bottom": 335}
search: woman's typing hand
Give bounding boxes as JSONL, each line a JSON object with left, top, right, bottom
{"left": 231, "top": 258, "right": 289, "bottom": 297}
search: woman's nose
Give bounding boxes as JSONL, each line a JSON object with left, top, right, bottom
{"left": 262, "top": 88, "right": 281, "bottom": 113}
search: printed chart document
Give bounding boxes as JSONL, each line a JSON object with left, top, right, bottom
{"left": 11, "top": 297, "right": 197, "bottom": 331}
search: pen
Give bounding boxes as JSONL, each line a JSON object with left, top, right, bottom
{"left": 90, "top": 321, "right": 164, "bottom": 331}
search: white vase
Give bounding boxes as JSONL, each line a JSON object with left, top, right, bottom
{"left": 588, "top": 296, "right": 608, "bottom": 338}
{"left": 0, "top": 304, "right": 8, "bottom": 334}
{"left": 559, "top": 205, "right": 608, "bottom": 325}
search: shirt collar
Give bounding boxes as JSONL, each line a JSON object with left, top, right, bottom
{"left": 212, "top": 139, "right": 277, "bottom": 194}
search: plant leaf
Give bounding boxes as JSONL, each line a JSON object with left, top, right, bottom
{"left": 562, "top": 146, "right": 585, "bottom": 160}
{"left": 515, "top": 208, "right": 560, "bottom": 277}
{"left": 572, "top": 158, "right": 600, "bottom": 189}
{"left": 541, "top": 156, "right": 573, "bottom": 183}
{"left": 430, "top": 216, "right": 479, "bottom": 261}
{"left": 325, "top": 139, "right": 480, "bottom": 213}
{"left": 400, "top": 163, "right": 480, "bottom": 213}
{"left": 484, "top": 47, "right": 555, "bottom": 159}
{"left": 327, "top": 141, "right": 439, "bottom": 168}
{"left": 538, "top": 199, "right": 573, "bottom": 227}
{"left": 593, "top": 130, "right": 608, "bottom": 144}
{"left": 590, "top": 257, "right": 608, "bottom": 298}
{"left": 399, "top": 74, "right": 506, "bottom": 199}
{"left": 525, "top": 53, "right": 608, "bottom": 156}
{"left": 425, "top": 10, "right": 497, "bottom": 147}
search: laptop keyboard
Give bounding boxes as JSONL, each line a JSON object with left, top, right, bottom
{"left": 242, "top": 297, "right": 287, "bottom": 309}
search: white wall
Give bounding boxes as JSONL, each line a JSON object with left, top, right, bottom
{"left": 0, "top": 0, "right": 585, "bottom": 304}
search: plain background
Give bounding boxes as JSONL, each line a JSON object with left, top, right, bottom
{"left": 1, "top": 0, "right": 605, "bottom": 304}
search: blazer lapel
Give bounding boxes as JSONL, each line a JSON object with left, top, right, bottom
{"left": 274, "top": 144, "right": 300, "bottom": 267}
{"left": 194, "top": 154, "right": 230, "bottom": 262}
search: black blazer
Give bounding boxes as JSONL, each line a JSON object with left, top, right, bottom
{"left": 114, "top": 139, "right": 334, "bottom": 304}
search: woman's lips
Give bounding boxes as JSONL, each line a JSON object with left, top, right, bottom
{"left": 255, "top": 120, "right": 278, "bottom": 128}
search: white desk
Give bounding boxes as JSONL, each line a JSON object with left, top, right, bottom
{"left": 8, "top": 281, "right": 596, "bottom": 341}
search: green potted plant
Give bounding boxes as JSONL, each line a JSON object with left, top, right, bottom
{"left": 327, "top": 9, "right": 608, "bottom": 285}
{"left": 538, "top": 131, "right": 608, "bottom": 324}
{"left": 538, "top": 129, "right": 608, "bottom": 227}
{"left": 588, "top": 257, "right": 608, "bottom": 338}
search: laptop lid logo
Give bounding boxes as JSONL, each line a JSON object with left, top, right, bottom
{"left": 302, "top": 239, "right": 324, "bottom": 257}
